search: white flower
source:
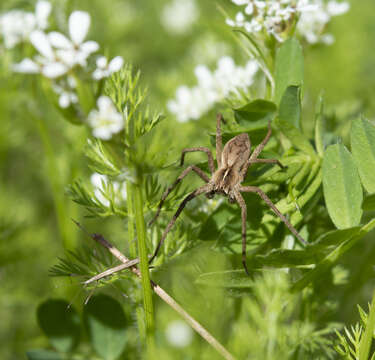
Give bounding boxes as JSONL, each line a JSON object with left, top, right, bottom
{"left": 92, "top": 56, "right": 124, "bottom": 80}
{"left": 90, "top": 172, "right": 127, "bottom": 207}
{"left": 161, "top": 0, "right": 198, "bottom": 34}
{"left": 88, "top": 96, "right": 124, "bottom": 140}
{"left": 48, "top": 11, "right": 99, "bottom": 67}
{"left": 226, "top": 0, "right": 350, "bottom": 44}
{"left": 0, "top": 1, "right": 51, "bottom": 49}
{"left": 52, "top": 77, "right": 78, "bottom": 108}
{"left": 165, "top": 320, "right": 193, "bottom": 348}
{"left": 167, "top": 57, "right": 258, "bottom": 122}
{"left": 13, "top": 30, "right": 69, "bottom": 78}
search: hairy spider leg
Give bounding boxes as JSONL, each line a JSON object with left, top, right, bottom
{"left": 216, "top": 113, "right": 224, "bottom": 168}
{"left": 180, "top": 147, "right": 215, "bottom": 175}
{"left": 239, "top": 185, "right": 307, "bottom": 246}
{"left": 233, "top": 191, "right": 250, "bottom": 275}
{"left": 149, "top": 185, "right": 210, "bottom": 264}
{"left": 148, "top": 165, "right": 210, "bottom": 226}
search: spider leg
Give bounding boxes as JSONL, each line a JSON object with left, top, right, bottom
{"left": 216, "top": 113, "right": 225, "bottom": 168}
{"left": 248, "top": 158, "right": 285, "bottom": 169}
{"left": 239, "top": 185, "right": 306, "bottom": 245}
{"left": 233, "top": 191, "right": 249, "bottom": 275}
{"left": 149, "top": 185, "right": 210, "bottom": 264}
{"left": 180, "top": 147, "right": 215, "bottom": 175}
{"left": 249, "top": 121, "right": 272, "bottom": 162}
{"left": 148, "top": 165, "right": 210, "bottom": 226}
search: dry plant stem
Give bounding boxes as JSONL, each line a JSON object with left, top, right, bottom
{"left": 83, "top": 259, "right": 141, "bottom": 285}
{"left": 88, "top": 232, "right": 235, "bottom": 360}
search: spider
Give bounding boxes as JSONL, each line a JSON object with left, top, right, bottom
{"left": 149, "top": 114, "right": 306, "bottom": 274}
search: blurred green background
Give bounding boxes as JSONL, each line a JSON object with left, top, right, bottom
{"left": 0, "top": 0, "right": 375, "bottom": 358}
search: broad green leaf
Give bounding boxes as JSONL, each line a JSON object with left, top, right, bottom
{"left": 279, "top": 85, "right": 301, "bottom": 129}
{"left": 83, "top": 294, "right": 128, "bottom": 360}
{"left": 314, "top": 93, "right": 325, "bottom": 157}
{"left": 26, "top": 349, "right": 62, "bottom": 360}
{"left": 311, "top": 226, "right": 361, "bottom": 247}
{"left": 196, "top": 270, "right": 254, "bottom": 289}
{"left": 351, "top": 117, "right": 375, "bottom": 194}
{"left": 363, "top": 193, "right": 375, "bottom": 211}
{"left": 275, "top": 38, "right": 304, "bottom": 104}
{"left": 37, "top": 299, "right": 80, "bottom": 353}
{"left": 234, "top": 99, "right": 277, "bottom": 127}
{"left": 322, "top": 144, "right": 363, "bottom": 229}
{"left": 275, "top": 117, "right": 315, "bottom": 156}
{"left": 255, "top": 248, "right": 321, "bottom": 267}
{"left": 292, "top": 218, "right": 375, "bottom": 292}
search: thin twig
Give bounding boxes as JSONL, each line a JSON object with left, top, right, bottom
{"left": 76, "top": 221, "right": 235, "bottom": 360}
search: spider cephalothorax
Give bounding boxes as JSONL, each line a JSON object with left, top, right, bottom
{"left": 149, "top": 114, "right": 306, "bottom": 274}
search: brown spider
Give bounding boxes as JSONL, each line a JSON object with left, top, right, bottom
{"left": 149, "top": 114, "right": 306, "bottom": 274}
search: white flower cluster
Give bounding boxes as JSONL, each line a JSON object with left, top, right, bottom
{"left": 90, "top": 172, "right": 127, "bottom": 208}
{"left": 167, "top": 56, "right": 258, "bottom": 122}
{"left": 0, "top": 1, "right": 51, "bottom": 49}
{"left": 226, "top": 0, "right": 349, "bottom": 44}
{"left": 1, "top": 1, "right": 125, "bottom": 140}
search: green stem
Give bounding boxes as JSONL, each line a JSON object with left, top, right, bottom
{"left": 133, "top": 182, "right": 155, "bottom": 349}
{"left": 34, "top": 116, "right": 76, "bottom": 250}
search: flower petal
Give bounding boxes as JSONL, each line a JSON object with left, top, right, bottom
{"left": 48, "top": 31, "right": 72, "bottom": 49}
{"left": 96, "top": 56, "right": 108, "bottom": 68}
{"left": 30, "top": 30, "right": 54, "bottom": 59}
{"left": 108, "top": 56, "right": 124, "bottom": 72}
{"left": 42, "top": 62, "right": 68, "bottom": 78}
{"left": 13, "top": 58, "right": 40, "bottom": 73}
{"left": 35, "top": 1, "right": 52, "bottom": 29}
{"left": 80, "top": 40, "right": 99, "bottom": 54}
{"left": 69, "top": 11, "right": 90, "bottom": 45}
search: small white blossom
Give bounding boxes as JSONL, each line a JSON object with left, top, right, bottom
{"left": 92, "top": 56, "right": 124, "bottom": 80}
{"left": 0, "top": 1, "right": 51, "bottom": 49}
{"left": 167, "top": 56, "right": 258, "bottom": 122}
{"left": 48, "top": 11, "right": 99, "bottom": 67}
{"left": 90, "top": 173, "right": 127, "bottom": 207}
{"left": 52, "top": 77, "right": 78, "bottom": 108}
{"left": 161, "top": 0, "right": 198, "bottom": 34}
{"left": 165, "top": 320, "right": 193, "bottom": 348}
{"left": 226, "top": 0, "right": 349, "bottom": 44}
{"left": 88, "top": 96, "right": 124, "bottom": 140}
{"left": 13, "top": 30, "right": 69, "bottom": 78}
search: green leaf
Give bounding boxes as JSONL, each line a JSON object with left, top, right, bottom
{"left": 292, "top": 218, "right": 375, "bottom": 292}
{"left": 255, "top": 248, "right": 321, "bottom": 267}
{"left": 311, "top": 226, "right": 361, "bottom": 247}
{"left": 234, "top": 99, "right": 277, "bottom": 127}
{"left": 37, "top": 299, "right": 80, "bottom": 353}
{"left": 278, "top": 85, "right": 301, "bottom": 129}
{"left": 83, "top": 294, "right": 128, "bottom": 360}
{"left": 275, "top": 38, "right": 304, "bottom": 104}
{"left": 322, "top": 144, "right": 363, "bottom": 229}
{"left": 314, "top": 92, "right": 325, "bottom": 157}
{"left": 196, "top": 270, "right": 253, "bottom": 289}
{"left": 26, "top": 349, "right": 62, "bottom": 360}
{"left": 274, "top": 116, "right": 315, "bottom": 156}
{"left": 363, "top": 193, "right": 375, "bottom": 211}
{"left": 351, "top": 117, "right": 375, "bottom": 194}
